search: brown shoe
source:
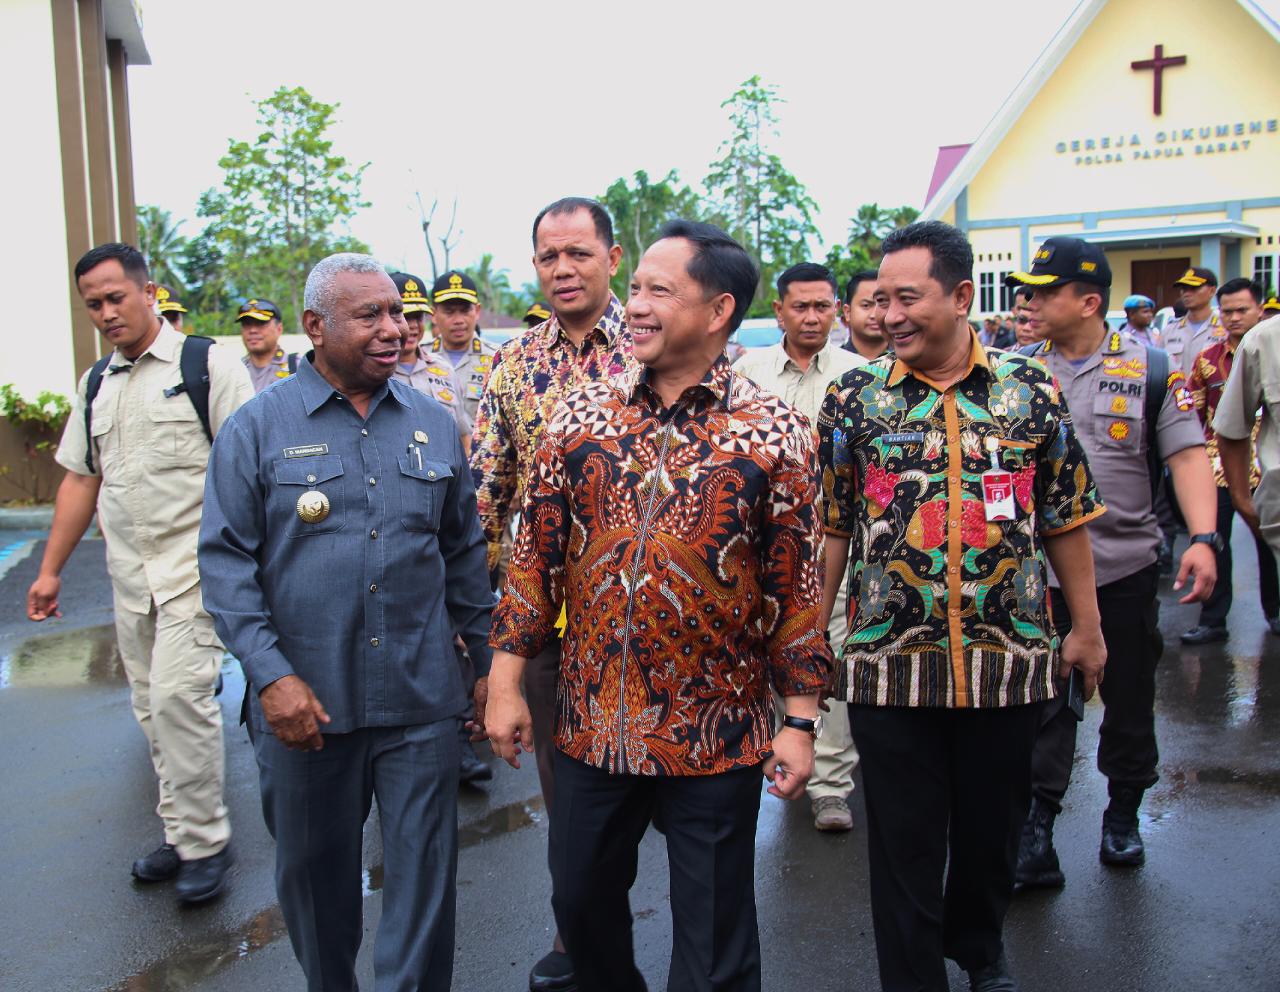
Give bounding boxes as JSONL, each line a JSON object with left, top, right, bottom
{"left": 812, "top": 795, "right": 853, "bottom": 832}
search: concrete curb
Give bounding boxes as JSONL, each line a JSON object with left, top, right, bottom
{"left": 0, "top": 505, "right": 54, "bottom": 530}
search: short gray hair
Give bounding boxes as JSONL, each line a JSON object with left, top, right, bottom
{"left": 304, "top": 252, "right": 387, "bottom": 321}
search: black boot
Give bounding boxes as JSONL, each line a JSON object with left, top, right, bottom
{"left": 1100, "top": 784, "right": 1145, "bottom": 867}
{"left": 1015, "top": 797, "right": 1064, "bottom": 890}
{"left": 459, "top": 726, "right": 493, "bottom": 784}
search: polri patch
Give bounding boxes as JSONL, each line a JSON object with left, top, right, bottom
{"left": 283, "top": 443, "right": 330, "bottom": 458}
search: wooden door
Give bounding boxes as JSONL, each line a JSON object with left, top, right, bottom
{"left": 1131, "top": 258, "right": 1191, "bottom": 309}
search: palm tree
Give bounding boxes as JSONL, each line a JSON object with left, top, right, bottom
{"left": 849, "top": 203, "right": 891, "bottom": 260}
{"left": 889, "top": 205, "right": 920, "bottom": 230}
{"left": 136, "top": 205, "right": 188, "bottom": 289}
{"left": 467, "top": 253, "right": 514, "bottom": 315}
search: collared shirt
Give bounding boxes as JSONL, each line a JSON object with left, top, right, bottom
{"left": 818, "top": 332, "right": 1104, "bottom": 709}
{"left": 1215, "top": 314, "right": 1280, "bottom": 545}
{"left": 429, "top": 334, "right": 498, "bottom": 424}
{"left": 1120, "top": 321, "right": 1162, "bottom": 349}
{"left": 55, "top": 323, "right": 254, "bottom": 612}
{"left": 198, "top": 358, "right": 494, "bottom": 735}
{"left": 242, "top": 348, "right": 298, "bottom": 393}
{"left": 1163, "top": 310, "right": 1225, "bottom": 374}
{"left": 1038, "top": 330, "right": 1204, "bottom": 586}
{"left": 490, "top": 357, "right": 833, "bottom": 776}
{"left": 471, "top": 296, "right": 633, "bottom": 569}
{"left": 1188, "top": 337, "right": 1260, "bottom": 488}
{"left": 392, "top": 349, "right": 473, "bottom": 436}
{"left": 732, "top": 340, "right": 865, "bottom": 425}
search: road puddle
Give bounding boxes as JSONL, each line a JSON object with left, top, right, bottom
{"left": 0, "top": 624, "right": 124, "bottom": 689}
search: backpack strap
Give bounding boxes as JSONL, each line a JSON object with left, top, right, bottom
{"left": 162, "top": 335, "right": 215, "bottom": 443}
{"left": 82, "top": 355, "right": 112, "bottom": 474}
{"left": 1142, "top": 346, "right": 1170, "bottom": 500}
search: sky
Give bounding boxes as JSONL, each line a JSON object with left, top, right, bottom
{"left": 125, "top": 0, "right": 1276, "bottom": 290}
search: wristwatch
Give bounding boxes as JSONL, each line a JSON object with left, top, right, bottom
{"left": 782, "top": 714, "right": 822, "bottom": 739}
{"left": 1188, "top": 532, "right": 1225, "bottom": 554}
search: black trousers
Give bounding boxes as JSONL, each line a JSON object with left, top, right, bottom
{"left": 548, "top": 750, "right": 763, "bottom": 992}
{"left": 1032, "top": 564, "right": 1164, "bottom": 813}
{"left": 1199, "top": 486, "right": 1280, "bottom": 627}
{"left": 848, "top": 702, "right": 1044, "bottom": 992}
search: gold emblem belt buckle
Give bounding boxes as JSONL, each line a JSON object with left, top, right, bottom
{"left": 296, "top": 489, "right": 330, "bottom": 524}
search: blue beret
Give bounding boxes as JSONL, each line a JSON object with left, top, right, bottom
{"left": 1123, "top": 294, "right": 1155, "bottom": 310}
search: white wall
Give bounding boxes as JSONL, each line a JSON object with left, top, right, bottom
{"left": 0, "top": 0, "right": 77, "bottom": 399}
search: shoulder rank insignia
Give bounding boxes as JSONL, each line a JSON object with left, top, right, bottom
{"left": 428, "top": 365, "right": 449, "bottom": 376}
{"left": 1106, "top": 332, "right": 1123, "bottom": 353}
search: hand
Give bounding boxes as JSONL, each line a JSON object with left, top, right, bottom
{"left": 1058, "top": 623, "right": 1107, "bottom": 701}
{"left": 466, "top": 676, "right": 489, "bottom": 743}
{"left": 763, "top": 727, "right": 815, "bottom": 800}
{"left": 259, "top": 675, "right": 330, "bottom": 751}
{"left": 27, "top": 574, "right": 62, "bottom": 621}
{"left": 485, "top": 679, "right": 533, "bottom": 768}
{"left": 1173, "top": 542, "right": 1218, "bottom": 604}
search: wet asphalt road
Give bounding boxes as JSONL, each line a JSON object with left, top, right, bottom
{"left": 0, "top": 528, "right": 1278, "bottom": 992}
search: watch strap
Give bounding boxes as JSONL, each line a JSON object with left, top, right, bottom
{"left": 782, "top": 715, "right": 817, "bottom": 736}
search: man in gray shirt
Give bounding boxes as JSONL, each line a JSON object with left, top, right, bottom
{"left": 199, "top": 253, "right": 494, "bottom": 991}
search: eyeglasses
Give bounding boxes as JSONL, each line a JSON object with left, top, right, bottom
{"left": 1016, "top": 316, "right": 1031, "bottom": 325}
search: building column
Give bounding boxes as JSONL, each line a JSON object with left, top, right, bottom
{"left": 1199, "top": 235, "right": 1223, "bottom": 279}
{"left": 1224, "top": 240, "right": 1242, "bottom": 282}
{"left": 108, "top": 39, "right": 136, "bottom": 246}
{"left": 78, "top": 0, "right": 116, "bottom": 246}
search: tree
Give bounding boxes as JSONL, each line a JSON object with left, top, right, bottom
{"left": 601, "top": 169, "right": 707, "bottom": 301}
{"left": 465, "top": 253, "right": 520, "bottom": 317}
{"left": 703, "top": 76, "right": 820, "bottom": 314}
{"left": 195, "top": 86, "right": 369, "bottom": 331}
{"left": 135, "top": 205, "right": 188, "bottom": 290}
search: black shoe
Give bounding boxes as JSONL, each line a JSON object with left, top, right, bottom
{"left": 175, "top": 845, "right": 232, "bottom": 904}
{"left": 459, "top": 741, "right": 493, "bottom": 784}
{"left": 131, "top": 843, "right": 181, "bottom": 883}
{"left": 529, "top": 949, "right": 576, "bottom": 992}
{"left": 967, "top": 952, "right": 1020, "bottom": 991}
{"left": 1268, "top": 617, "right": 1280, "bottom": 636}
{"left": 1180, "top": 624, "right": 1228, "bottom": 645}
{"left": 1014, "top": 799, "right": 1064, "bottom": 891}
{"left": 1100, "top": 785, "right": 1145, "bottom": 867}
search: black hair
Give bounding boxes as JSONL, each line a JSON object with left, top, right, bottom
{"left": 776, "top": 262, "right": 837, "bottom": 299}
{"left": 74, "top": 243, "right": 149, "bottom": 286}
{"left": 655, "top": 220, "right": 758, "bottom": 334}
{"left": 879, "top": 220, "right": 973, "bottom": 292}
{"left": 1218, "top": 277, "right": 1263, "bottom": 304}
{"left": 1070, "top": 281, "right": 1111, "bottom": 315}
{"left": 532, "top": 197, "right": 614, "bottom": 251}
{"left": 843, "top": 269, "right": 878, "bottom": 305}
{"left": 1014, "top": 284, "right": 1034, "bottom": 304}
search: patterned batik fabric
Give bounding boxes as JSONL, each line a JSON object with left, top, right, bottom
{"left": 470, "top": 296, "right": 633, "bottom": 570}
{"left": 817, "top": 333, "right": 1105, "bottom": 709}
{"left": 490, "top": 357, "right": 834, "bottom": 776}
{"left": 1188, "top": 338, "right": 1261, "bottom": 489}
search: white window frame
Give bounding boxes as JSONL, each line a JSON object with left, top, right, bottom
{"left": 1252, "top": 253, "right": 1277, "bottom": 297}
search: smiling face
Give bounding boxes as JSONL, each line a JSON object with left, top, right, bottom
{"left": 401, "top": 311, "right": 427, "bottom": 361}
{"left": 874, "top": 246, "right": 973, "bottom": 371}
{"left": 304, "top": 270, "right": 406, "bottom": 392}
{"left": 76, "top": 259, "right": 160, "bottom": 359}
{"left": 533, "top": 208, "right": 622, "bottom": 324}
{"left": 625, "top": 237, "right": 734, "bottom": 378}
{"left": 239, "top": 316, "right": 283, "bottom": 358}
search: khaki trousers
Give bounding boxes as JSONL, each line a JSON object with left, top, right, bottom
{"left": 807, "top": 579, "right": 860, "bottom": 800}
{"left": 113, "top": 583, "right": 230, "bottom": 859}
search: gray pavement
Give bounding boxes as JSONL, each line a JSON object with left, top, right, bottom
{"left": 0, "top": 527, "right": 1277, "bottom": 991}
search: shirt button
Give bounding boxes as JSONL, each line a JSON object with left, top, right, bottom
{"left": 370, "top": 529, "right": 378, "bottom": 539}
{"left": 427, "top": 470, "right": 436, "bottom": 479}
{"left": 370, "top": 583, "right": 378, "bottom": 593}
{"left": 361, "top": 428, "right": 369, "bottom": 437}
{"left": 370, "top": 637, "right": 380, "bottom": 647}
{"left": 369, "top": 477, "right": 377, "bottom": 486}
{"left": 949, "top": 520, "right": 958, "bottom": 528}
{"left": 949, "top": 565, "right": 959, "bottom": 575}
{"left": 306, "top": 474, "right": 316, "bottom": 484}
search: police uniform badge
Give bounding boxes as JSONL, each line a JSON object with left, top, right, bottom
{"left": 1108, "top": 421, "right": 1130, "bottom": 441}
{"left": 297, "top": 490, "right": 331, "bottom": 523}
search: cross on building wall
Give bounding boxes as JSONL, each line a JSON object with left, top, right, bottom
{"left": 1131, "top": 44, "right": 1187, "bottom": 116}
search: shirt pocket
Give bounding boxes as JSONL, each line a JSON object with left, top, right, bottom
{"left": 397, "top": 455, "right": 453, "bottom": 532}
{"left": 1092, "top": 393, "right": 1143, "bottom": 451}
{"left": 273, "top": 455, "right": 346, "bottom": 537}
{"left": 89, "top": 413, "right": 116, "bottom": 473}
{"left": 147, "top": 397, "right": 210, "bottom": 467}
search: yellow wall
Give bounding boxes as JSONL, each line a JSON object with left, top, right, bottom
{"left": 966, "top": 0, "right": 1280, "bottom": 221}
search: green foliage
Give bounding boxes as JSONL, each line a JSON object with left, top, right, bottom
{"left": 601, "top": 169, "right": 708, "bottom": 301}
{"left": 195, "top": 86, "right": 370, "bottom": 332}
{"left": 135, "top": 205, "right": 188, "bottom": 290}
{"left": 464, "top": 253, "right": 524, "bottom": 317}
{"left": 0, "top": 385, "right": 72, "bottom": 502}
{"left": 0, "top": 385, "right": 71, "bottom": 441}
{"left": 703, "top": 76, "right": 820, "bottom": 315}
{"left": 824, "top": 204, "right": 920, "bottom": 297}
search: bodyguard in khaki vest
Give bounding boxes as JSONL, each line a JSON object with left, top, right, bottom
{"left": 27, "top": 243, "right": 254, "bottom": 904}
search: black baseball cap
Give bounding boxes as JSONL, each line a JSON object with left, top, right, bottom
{"left": 237, "top": 298, "right": 283, "bottom": 322}
{"left": 433, "top": 270, "right": 479, "bottom": 305}
{"left": 1005, "top": 237, "right": 1111, "bottom": 290}
{"left": 524, "top": 301, "right": 552, "bottom": 326}
{"left": 1173, "top": 266, "right": 1217, "bottom": 288}
{"left": 156, "top": 285, "right": 187, "bottom": 314}
{"left": 391, "top": 272, "right": 434, "bottom": 315}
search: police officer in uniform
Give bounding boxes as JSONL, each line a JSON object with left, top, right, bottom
{"left": 28, "top": 243, "right": 254, "bottom": 903}
{"left": 237, "top": 298, "right": 299, "bottom": 393}
{"left": 524, "top": 301, "right": 552, "bottom": 329}
{"left": 429, "top": 270, "right": 498, "bottom": 427}
{"left": 156, "top": 285, "right": 189, "bottom": 333}
{"left": 1162, "top": 267, "right": 1225, "bottom": 374}
{"left": 390, "top": 271, "right": 473, "bottom": 447}
{"left": 1007, "top": 238, "right": 1218, "bottom": 887}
